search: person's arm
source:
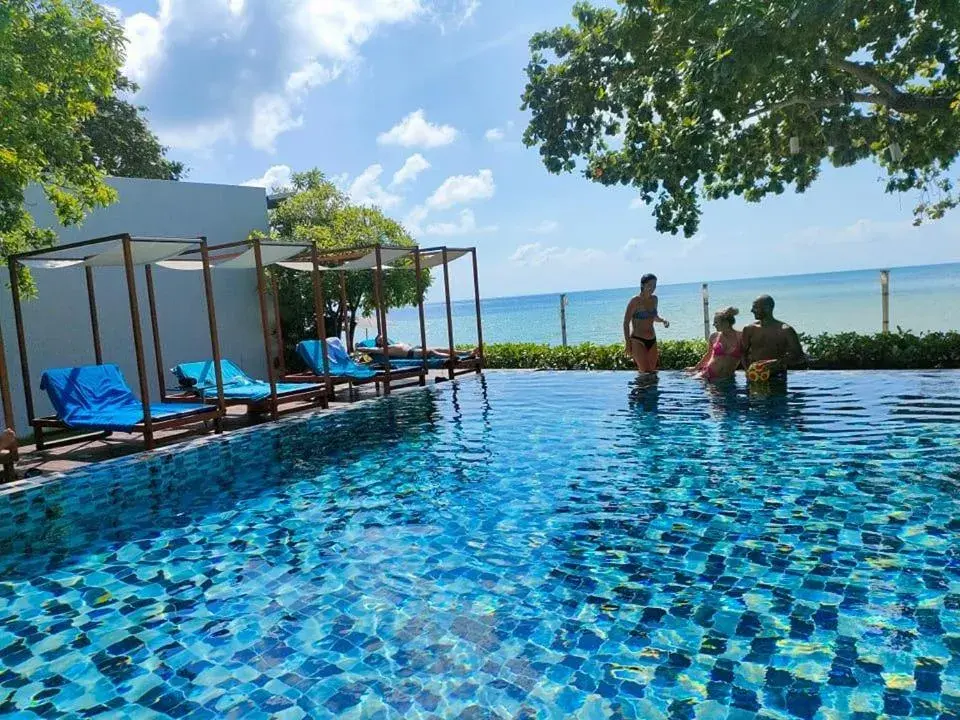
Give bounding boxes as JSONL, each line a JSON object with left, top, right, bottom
{"left": 741, "top": 326, "right": 752, "bottom": 367}
{"left": 623, "top": 300, "right": 635, "bottom": 352}
{"left": 688, "top": 333, "right": 715, "bottom": 372}
{"left": 652, "top": 297, "right": 670, "bottom": 329}
{"left": 784, "top": 326, "right": 806, "bottom": 368}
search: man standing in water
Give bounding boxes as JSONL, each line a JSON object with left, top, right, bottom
{"left": 741, "top": 295, "right": 805, "bottom": 378}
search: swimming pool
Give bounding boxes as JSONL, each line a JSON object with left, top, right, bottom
{"left": 1, "top": 371, "right": 959, "bottom": 719}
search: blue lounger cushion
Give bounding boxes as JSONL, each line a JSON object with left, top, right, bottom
{"left": 172, "top": 359, "right": 321, "bottom": 402}
{"left": 296, "top": 339, "right": 378, "bottom": 380}
{"left": 40, "top": 364, "right": 210, "bottom": 432}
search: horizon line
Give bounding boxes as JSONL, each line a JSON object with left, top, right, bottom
{"left": 426, "top": 258, "right": 960, "bottom": 305}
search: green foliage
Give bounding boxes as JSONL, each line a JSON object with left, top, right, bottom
{"left": 82, "top": 75, "right": 185, "bottom": 181}
{"left": 522, "top": 1, "right": 960, "bottom": 236}
{"left": 263, "top": 169, "right": 430, "bottom": 366}
{"left": 483, "top": 341, "right": 706, "bottom": 370}
{"left": 0, "top": 0, "right": 123, "bottom": 289}
{"left": 482, "top": 332, "right": 960, "bottom": 370}
{"left": 803, "top": 331, "right": 960, "bottom": 369}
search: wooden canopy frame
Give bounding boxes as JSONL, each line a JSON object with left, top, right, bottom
{"left": 0, "top": 316, "right": 17, "bottom": 481}
{"left": 270, "top": 243, "right": 428, "bottom": 396}
{"left": 416, "top": 246, "right": 485, "bottom": 381}
{"left": 158, "top": 237, "right": 331, "bottom": 421}
{"left": 8, "top": 233, "right": 226, "bottom": 452}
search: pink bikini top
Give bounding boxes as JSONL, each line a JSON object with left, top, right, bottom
{"left": 712, "top": 337, "right": 743, "bottom": 359}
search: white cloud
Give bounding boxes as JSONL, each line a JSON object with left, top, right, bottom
{"left": 156, "top": 118, "right": 235, "bottom": 150}
{"left": 622, "top": 238, "right": 649, "bottom": 262}
{"left": 249, "top": 94, "right": 303, "bottom": 152}
{"left": 426, "top": 169, "right": 495, "bottom": 209}
{"left": 289, "top": 0, "right": 422, "bottom": 62}
{"left": 121, "top": 11, "right": 166, "bottom": 85}
{"left": 117, "top": 0, "right": 430, "bottom": 153}
{"left": 378, "top": 109, "right": 459, "bottom": 148}
{"left": 510, "top": 242, "right": 605, "bottom": 267}
{"left": 404, "top": 205, "right": 429, "bottom": 235}
{"left": 427, "top": 0, "right": 481, "bottom": 33}
{"left": 392, "top": 154, "right": 431, "bottom": 186}
{"left": 790, "top": 218, "right": 909, "bottom": 247}
{"left": 242, "top": 164, "right": 293, "bottom": 189}
{"left": 530, "top": 220, "right": 559, "bottom": 235}
{"left": 285, "top": 62, "right": 340, "bottom": 95}
{"left": 348, "top": 164, "right": 401, "bottom": 209}
{"left": 484, "top": 120, "right": 515, "bottom": 143}
{"left": 425, "top": 209, "right": 497, "bottom": 236}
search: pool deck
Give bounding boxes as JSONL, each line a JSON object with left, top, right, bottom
{"left": 4, "top": 370, "right": 468, "bottom": 484}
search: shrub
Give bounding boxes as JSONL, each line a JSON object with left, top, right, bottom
{"left": 480, "top": 332, "right": 960, "bottom": 371}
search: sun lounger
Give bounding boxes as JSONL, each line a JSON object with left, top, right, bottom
{"left": 284, "top": 339, "right": 425, "bottom": 394}
{"left": 172, "top": 359, "right": 326, "bottom": 414}
{"left": 296, "top": 339, "right": 379, "bottom": 380}
{"left": 355, "top": 339, "right": 479, "bottom": 373}
{"left": 35, "top": 364, "right": 218, "bottom": 449}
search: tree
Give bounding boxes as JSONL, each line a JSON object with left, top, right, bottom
{"left": 83, "top": 75, "right": 185, "bottom": 181}
{"left": 265, "top": 170, "right": 430, "bottom": 363}
{"left": 522, "top": 1, "right": 960, "bottom": 237}
{"left": 0, "top": 0, "right": 123, "bottom": 288}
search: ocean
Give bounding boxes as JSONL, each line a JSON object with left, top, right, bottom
{"left": 383, "top": 263, "right": 960, "bottom": 347}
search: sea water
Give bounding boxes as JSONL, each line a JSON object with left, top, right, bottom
{"left": 385, "top": 263, "right": 960, "bottom": 346}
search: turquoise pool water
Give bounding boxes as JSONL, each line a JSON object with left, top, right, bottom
{"left": 1, "top": 371, "right": 959, "bottom": 718}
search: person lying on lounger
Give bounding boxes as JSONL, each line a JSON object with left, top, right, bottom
{"left": 368, "top": 336, "right": 478, "bottom": 360}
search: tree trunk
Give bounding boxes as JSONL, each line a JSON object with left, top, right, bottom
{"left": 348, "top": 306, "right": 358, "bottom": 352}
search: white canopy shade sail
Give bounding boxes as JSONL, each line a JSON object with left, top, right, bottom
{"left": 337, "top": 247, "right": 411, "bottom": 270}
{"left": 215, "top": 243, "right": 304, "bottom": 269}
{"left": 19, "top": 240, "right": 198, "bottom": 268}
{"left": 416, "top": 248, "right": 471, "bottom": 269}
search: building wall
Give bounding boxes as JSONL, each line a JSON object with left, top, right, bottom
{"left": 0, "top": 177, "right": 272, "bottom": 432}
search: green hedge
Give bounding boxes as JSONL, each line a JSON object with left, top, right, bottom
{"left": 479, "top": 332, "right": 960, "bottom": 371}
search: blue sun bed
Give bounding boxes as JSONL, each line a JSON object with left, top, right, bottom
{"left": 39, "top": 364, "right": 214, "bottom": 432}
{"left": 296, "top": 339, "right": 378, "bottom": 380}
{"left": 172, "top": 359, "right": 323, "bottom": 403}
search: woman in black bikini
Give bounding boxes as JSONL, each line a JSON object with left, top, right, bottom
{"left": 623, "top": 274, "right": 670, "bottom": 372}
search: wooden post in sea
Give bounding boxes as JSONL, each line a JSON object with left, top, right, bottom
{"left": 560, "top": 294, "right": 568, "bottom": 347}
{"left": 701, "top": 283, "right": 710, "bottom": 341}
{"left": 880, "top": 270, "right": 890, "bottom": 333}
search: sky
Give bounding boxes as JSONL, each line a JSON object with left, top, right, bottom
{"left": 104, "top": 0, "right": 960, "bottom": 301}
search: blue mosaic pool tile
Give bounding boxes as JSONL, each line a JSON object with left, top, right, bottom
{"left": 1, "top": 372, "right": 960, "bottom": 717}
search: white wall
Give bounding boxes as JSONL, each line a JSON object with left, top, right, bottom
{"left": 0, "top": 177, "right": 272, "bottom": 432}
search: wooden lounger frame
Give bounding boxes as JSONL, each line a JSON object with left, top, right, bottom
{"left": 30, "top": 404, "right": 219, "bottom": 451}
{"left": 8, "top": 234, "right": 227, "bottom": 453}
{"left": 165, "top": 384, "right": 327, "bottom": 417}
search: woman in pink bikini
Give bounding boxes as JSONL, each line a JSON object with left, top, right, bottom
{"left": 689, "top": 307, "right": 743, "bottom": 381}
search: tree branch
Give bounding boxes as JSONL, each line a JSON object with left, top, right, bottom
{"left": 744, "top": 89, "right": 953, "bottom": 120}
{"left": 830, "top": 58, "right": 899, "bottom": 98}
{"left": 744, "top": 93, "right": 886, "bottom": 119}
{"left": 829, "top": 58, "right": 954, "bottom": 113}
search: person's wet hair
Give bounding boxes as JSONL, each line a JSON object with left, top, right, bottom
{"left": 714, "top": 306, "right": 739, "bottom": 327}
